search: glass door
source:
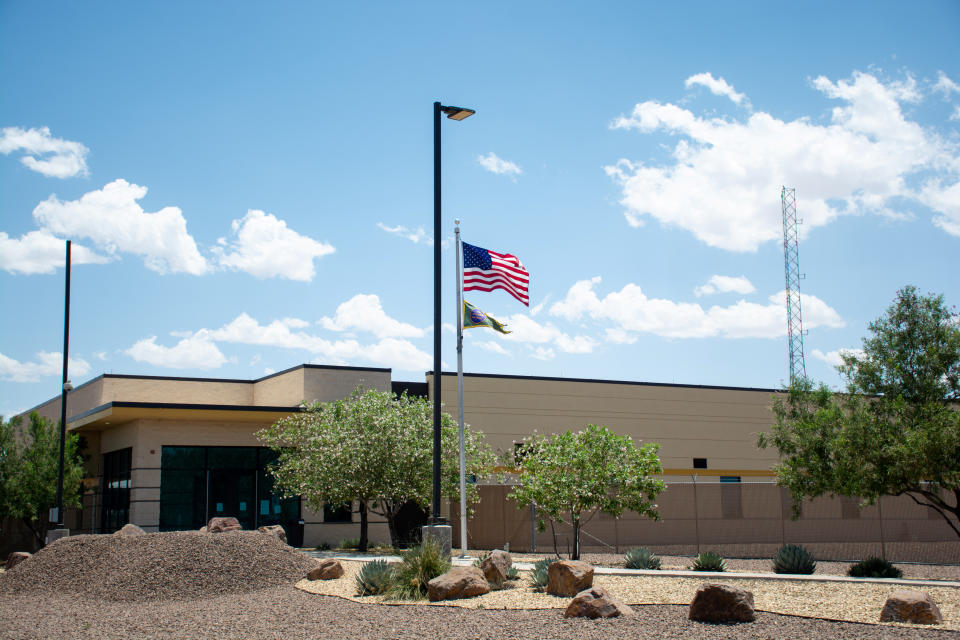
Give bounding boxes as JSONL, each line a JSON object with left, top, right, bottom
{"left": 207, "top": 469, "right": 256, "bottom": 530}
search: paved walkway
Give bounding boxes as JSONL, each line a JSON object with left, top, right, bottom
{"left": 302, "top": 550, "right": 960, "bottom": 589}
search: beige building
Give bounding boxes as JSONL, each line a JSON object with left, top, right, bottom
{"left": 11, "top": 364, "right": 786, "bottom": 550}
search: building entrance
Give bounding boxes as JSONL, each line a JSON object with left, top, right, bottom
{"left": 208, "top": 469, "right": 256, "bottom": 530}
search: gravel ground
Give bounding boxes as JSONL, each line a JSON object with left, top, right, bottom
{"left": 2, "top": 537, "right": 958, "bottom": 639}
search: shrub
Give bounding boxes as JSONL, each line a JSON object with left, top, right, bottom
{"left": 848, "top": 557, "right": 903, "bottom": 579}
{"left": 624, "top": 547, "right": 662, "bottom": 570}
{"left": 529, "top": 557, "right": 552, "bottom": 590}
{"left": 354, "top": 559, "right": 396, "bottom": 595}
{"left": 690, "top": 551, "right": 726, "bottom": 572}
{"left": 506, "top": 565, "right": 520, "bottom": 580}
{"left": 316, "top": 542, "right": 332, "bottom": 551}
{"left": 337, "top": 538, "right": 361, "bottom": 550}
{"left": 772, "top": 544, "right": 817, "bottom": 575}
{"left": 387, "top": 538, "right": 451, "bottom": 600}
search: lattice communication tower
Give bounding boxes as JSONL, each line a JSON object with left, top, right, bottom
{"left": 781, "top": 187, "right": 806, "bottom": 383}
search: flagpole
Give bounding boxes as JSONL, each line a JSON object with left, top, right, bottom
{"left": 454, "top": 220, "right": 468, "bottom": 558}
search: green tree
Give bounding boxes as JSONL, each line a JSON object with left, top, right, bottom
{"left": 508, "top": 424, "right": 664, "bottom": 560}
{"left": 759, "top": 286, "right": 960, "bottom": 536}
{"left": 257, "top": 388, "right": 496, "bottom": 551}
{"left": 0, "top": 412, "right": 84, "bottom": 549}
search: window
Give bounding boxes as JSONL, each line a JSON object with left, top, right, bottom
{"left": 101, "top": 448, "right": 132, "bottom": 533}
{"left": 692, "top": 458, "right": 707, "bottom": 469}
{"left": 323, "top": 503, "right": 352, "bottom": 523}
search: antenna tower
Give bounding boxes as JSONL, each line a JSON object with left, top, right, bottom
{"left": 781, "top": 186, "right": 806, "bottom": 383}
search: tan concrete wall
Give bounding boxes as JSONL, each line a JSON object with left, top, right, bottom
{"left": 24, "top": 377, "right": 106, "bottom": 426}
{"left": 253, "top": 368, "right": 304, "bottom": 406}
{"left": 433, "top": 374, "right": 780, "bottom": 472}
{"left": 102, "top": 377, "right": 254, "bottom": 405}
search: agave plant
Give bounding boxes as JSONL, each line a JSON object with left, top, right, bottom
{"left": 529, "top": 557, "right": 552, "bottom": 590}
{"left": 624, "top": 547, "right": 662, "bottom": 570}
{"left": 354, "top": 559, "right": 396, "bottom": 596}
{"left": 690, "top": 551, "right": 726, "bottom": 572}
{"left": 772, "top": 544, "right": 816, "bottom": 575}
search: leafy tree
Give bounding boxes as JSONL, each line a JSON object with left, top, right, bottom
{"left": 0, "top": 412, "right": 84, "bottom": 549}
{"left": 257, "top": 388, "right": 496, "bottom": 551}
{"left": 759, "top": 286, "right": 960, "bottom": 536}
{"left": 508, "top": 424, "right": 664, "bottom": 560}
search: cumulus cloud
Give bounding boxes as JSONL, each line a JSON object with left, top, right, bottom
{"left": 607, "top": 70, "right": 958, "bottom": 251}
{"left": 0, "top": 350, "right": 91, "bottom": 383}
{"left": 474, "top": 340, "right": 510, "bottom": 356}
{"left": 477, "top": 152, "right": 522, "bottom": 177}
{"left": 532, "top": 347, "right": 555, "bottom": 361}
{"left": 32, "top": 179, "right": 209, "bottom": 275}
{"left": 0, "top": 229, "right": 109, "bottom": 275}
{"left": 0, "top": 126, "right": 89, "bottom": 178}
{"left": 811, "top": 348, "right": 865, "bottom": 368}
{"left": 213, "top": 209, "right": 334, "bottom": 281}
{"left": 124, "top": 333, "right": 228, "bottom": 370}
{"left": 933, "top": 71, "right": 960, "bottom": 96}
{"left": 319, "top": 294, "right": 425, "bottom": 338}
{"left": 377, "top": 222, "right": 432, "bottom": 245}
{"left": 550, "top": 276, "right": 844, "bottom": 340}
{"left": 694, "top": 275, "right": 757, "bottom": 297}
{"left": 684, "top": 72, "right": 746, "bottom": 105}
{"left": 499, "top": 312, "right": 598, "bottom": 355}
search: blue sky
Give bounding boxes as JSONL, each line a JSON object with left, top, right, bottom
{"left": 2, "top": 1, "right": 959, "bottom": 418}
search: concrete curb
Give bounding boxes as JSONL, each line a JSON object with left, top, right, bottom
{"left": 302, "top": 550, "right": 960, "bottom": 589}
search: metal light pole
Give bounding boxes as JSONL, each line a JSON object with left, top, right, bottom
{"left": 53, "top": 240, "right": 72, "bottom": 529}
{"left": 431, "top": 101, "right": 474, "bottom": 526}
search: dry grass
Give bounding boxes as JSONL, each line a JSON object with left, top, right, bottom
{"left": 297, "top": 560, "right": 960, "bottom": 630}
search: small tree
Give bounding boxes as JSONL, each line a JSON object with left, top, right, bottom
{"left": 759, "top": 286, "right": 960, "bottom": 536}
{"left": 257, "top": 388, "right": 495, "bottom": 550}
{"left": 508, "top": 424, "right": 664, "bottom": 560}
{"left": 0, "top": 412, "right": 84, "bottom": 549}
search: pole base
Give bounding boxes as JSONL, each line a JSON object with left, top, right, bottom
{"left": 46, "top": 528, "right": 70, "bottom": 546}
{"left": 420, "top": 524, "right": 452, "bottom": 557}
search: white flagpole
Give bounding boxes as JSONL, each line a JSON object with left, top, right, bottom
{"left": 454, "top": 219, "right": 468, "bottom": 558}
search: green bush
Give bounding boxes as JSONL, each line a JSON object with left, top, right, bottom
{"left": 848, "top": 557, "right": 903, "bottom": 579}
{"left": 354, "top": 559, "right": 396, "bottom": 595}
{"left": 316, "top": 542, "right": 332, "bottom": 551}
{"left": 387, "top": 538, "right": 452, "bottom": 600}
{"left": 690, "top": 551, "right": 726, "bottom": 572}
{"left": 624, "top": 547, "right": 662, "bottom": 570}
{"left": 529, "top": 557, "right": 552, "bottom": 590}
{"left": 506, "top": 565, "right": 520, "bottom": 580}
{"left": 336, "top": 538, "right": 361, "bottom": 550}
{"left": 772, "top": 544, "right": 817, "bottom": 575}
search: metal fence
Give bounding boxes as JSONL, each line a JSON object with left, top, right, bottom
{"left": 456, "top": 482, "right": 959, "bottom": 564}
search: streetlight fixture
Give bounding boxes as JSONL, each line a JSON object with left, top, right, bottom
{"left": 431, "top": 101, "right": 474, "bottom": 531}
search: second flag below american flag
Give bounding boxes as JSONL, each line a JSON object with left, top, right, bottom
{"left": 462, "top": 241, "right": 529, "bottom": 306}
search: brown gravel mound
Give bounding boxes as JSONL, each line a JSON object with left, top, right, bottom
{"left": 0, "top": 530, "right": 317, "bottom": 602}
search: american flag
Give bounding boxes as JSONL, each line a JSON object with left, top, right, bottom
{"left": 462, "top": 241, "right": 529, "bottom": 306}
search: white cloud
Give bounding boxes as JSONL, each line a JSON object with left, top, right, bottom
{"left": 811, "top": 348, "right": 865, "bottom": 368}
{"left": 532, "top": 347, "right": 555, "bottom": 361}
{"left": 919, "top": 179, "right": 960, "bottom": 236}
{"left": 684, "top": 72, "right": 746, "bottom": 105}
{"left": 124, "top": 333, "right": 227, "bottom": 370}
{"left": 0, "top": 229, "right": 109, "bottom": 275}
{"left": 694, "top": 275, "right": 757, "bottom": 297}
{"left": 500, "top": 312, "right": 598, "bottom": 355}
{"left": 550, "top": 276, "right": 844, "bottom": 340}
{"left": 319, "top": 294, "right": 425, "bottom": 338}
{"left": 213, "top": 209, "right": 334, "bottom": 281}
{"left": 32, "top": 179, "right": 209, "bottom": 275}
{"left": 93, "top": 352, "right": 108, "bottom": 361}
{"left": 933, "top": 71, "right": 960, "bottom": 96}
{"left": 952, "top": 106, "right": 960, "bottom": 122}
{"left": 475, "top": 340, "right": 510, "bottom": 356}
{"left": 0, "top": 126, "right": 89, "bottom": 178}
{"left": 607, "top": 71, "right": 956, "bottom": 251}
{"left": 477, "top": 152, "right": 522, "bottom": 177}
{"left": 0, "top": 350, "right": 91, "bottom": 383}
{"left": 377, "top": 222, "right": 432, "bottom": 245}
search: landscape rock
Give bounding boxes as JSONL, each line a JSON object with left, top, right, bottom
{"left": 307, "top": 559, "right": 344, "bottom": 581}
{"left": 880, "top": 590, "right": 943, "bottom": 625}
{"left": 112, "top": 523, "right": 146, "bottom": 537}
{"left": 428, "top": 566, "right": 491, "bottom": 601}
{"left": 689, "top": 583, "right": 755, "bottom": 623}
{"left": 206, "top": 517, "right": 242, "bottom": 534}
{"left": 5, "top": 552, "right": 31, "bottom": 570}
{"left": 547, "top": 560, "right": 594, "bottom": 597}
{"left": 564, "top": 586, "right": 634, "bottom": 618}
{"left": 258, "top": 525, "right": 287, "bottom": 544}
{"left": 480, "top": 549, "right": 512, "bottom": 584}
